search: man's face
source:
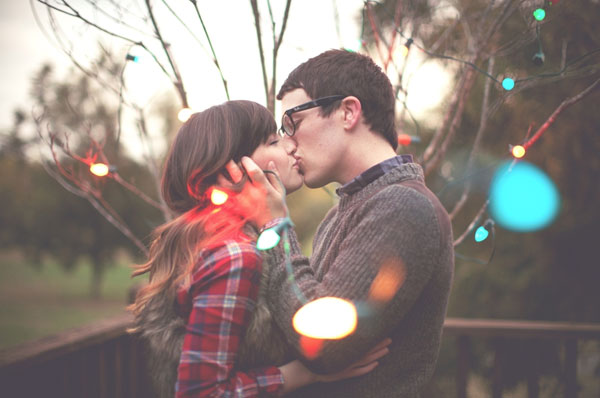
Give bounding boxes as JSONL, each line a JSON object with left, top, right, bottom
{"left": 280, "top": 89, "right": 342, "bottom": 188}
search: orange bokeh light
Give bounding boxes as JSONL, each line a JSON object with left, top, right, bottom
{"left": 293, "top": 297, "right": 357, "bottom": 340}
{"left": 299, "top": 335, "right": 324, "bottom": 359}
{"left": 398, "top": 134, "right": 412, "bottom": 146}
{"left": 368, "top": 259, "right": 406, "bottom": 303}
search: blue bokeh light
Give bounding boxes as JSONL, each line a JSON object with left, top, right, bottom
{"left": 489, "top": 161, "right": 560, "bottom": 232}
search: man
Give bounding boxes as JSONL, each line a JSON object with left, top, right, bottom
{"left": 247, "top": 49, "right": 454, "bottom": 397}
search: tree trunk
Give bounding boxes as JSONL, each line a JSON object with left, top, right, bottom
{"left": 90, "top": 258, "right": 105, "bottom": 299}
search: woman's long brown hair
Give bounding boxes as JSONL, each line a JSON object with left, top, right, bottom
{"left": 129, "top": 100, "right": 277, "bottom": 328}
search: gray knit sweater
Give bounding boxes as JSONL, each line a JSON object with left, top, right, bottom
{"left": 266, "top": 162, "right": 454, "bottom": 397}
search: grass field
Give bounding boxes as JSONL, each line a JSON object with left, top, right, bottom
{"left": 0, "top": 250, "right": 139, "bottom": 350}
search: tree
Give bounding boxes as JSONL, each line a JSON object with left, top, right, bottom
{"left": 2, "top": 53, "right": 164, "bottom": 297}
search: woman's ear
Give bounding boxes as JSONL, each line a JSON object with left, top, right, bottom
{"left": 340, "top": 96, "right": 362, "bottom": 130}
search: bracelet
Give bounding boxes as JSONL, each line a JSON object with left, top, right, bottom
{"left": 259, "top": 217, "right": 289, "bottom": 235}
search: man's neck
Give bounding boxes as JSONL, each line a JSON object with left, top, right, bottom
{"left": 337, "top": 138, "right": 398, "bottom": 185}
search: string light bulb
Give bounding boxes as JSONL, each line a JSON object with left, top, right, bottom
{"left": 210, "top": 188, "right": 229, "bottom": 205}
{"left": 90, "top": 163, "right": 110, "bottom": 177}
{"left": 178, "top": 108, "right": 194, "bottom": 122}
{"left": 532, "top": 50, "right": 545, "bottom": 66}
{"left": 397, "top": 134, "right": 421, "bottom": 146}
{"left": 533, "top": 8, "right": 546, "bottom": 21}
{"left": 474, "top": 219, "right": 495, "bottom": 243}
{"left": 399, "top": 38, "right": 413, "bottom": 58}
{"left": 502, "top": 78, "right": 515, "bottom": 91}
{"left": 474, "top": 226, "right": 489, "bottom": 242}
{"left": 256, "top": 218, "right": 293, "bottom": 251}
{"left": 346, "top": 39, "right": 364, "bottom": 53}
{"left": 511, "top": 144, "right": 526, "bottom": 159}
{"left": 125, "top": 54, "right": 139, "bottom": 63}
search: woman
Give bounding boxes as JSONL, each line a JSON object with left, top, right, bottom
{"left": 129, "top": 101, "right": 388, "bottom": 397}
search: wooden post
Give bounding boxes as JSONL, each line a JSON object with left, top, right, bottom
{"left": 564, "top": 339, "right": 577, "bottom": 398}
{"left": 492, "top": 338, "right": 503, "bottom": 398}
{"left": 527, "top": 369, "right": 539, "bottom": 398}
{"left": 457, "top": 335, "right": 470, "bottom": 398}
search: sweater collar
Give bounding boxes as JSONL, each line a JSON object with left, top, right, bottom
{"left": 336, "top": 155, "right": 414, "bottom": 197}
{"left": 337, "top": 161, "right": 424, "bottom": 211}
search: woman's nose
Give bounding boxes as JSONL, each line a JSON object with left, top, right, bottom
{"left": 282, "top": 136, "right": 297, "bottom": 155}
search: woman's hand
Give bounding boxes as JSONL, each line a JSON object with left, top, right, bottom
{"left": 314, "top": 337, "right": 392, "bottom": 383}
{"left": 278, "top": 338, "right": 391, "bottom": 395}
{"left": 217, "top": 158, "right": 287, "bottom": 228}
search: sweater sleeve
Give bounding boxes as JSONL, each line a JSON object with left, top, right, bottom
{"left": 176, "top": 241, "right": 284, "bottom": 397}
{"left": 267, "top": 185, "right": 443, "bottom": 373}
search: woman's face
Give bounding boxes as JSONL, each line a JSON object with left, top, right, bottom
{"left": 251, "top": 134, "right": 303, "bottom": 194}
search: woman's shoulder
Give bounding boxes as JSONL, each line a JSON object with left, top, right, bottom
{"left": 200, "top": 234, "right": 262, "bottom": 269}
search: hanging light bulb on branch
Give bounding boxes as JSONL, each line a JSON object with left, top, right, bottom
{"left": 178, "top": 107, "right": 194, "bottom": 122}
{"left": 510, "top": 144, "right": 526, "bottom": 159}
{"left": 397, "top": 134, "right": 421, "bottom": 146}
{"left": 89, "top": 162, "right": 116, "bottom": 177}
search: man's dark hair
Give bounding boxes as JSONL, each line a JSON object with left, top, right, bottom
{"left": 277, "top": 49, "right": 397, "bottom": 150}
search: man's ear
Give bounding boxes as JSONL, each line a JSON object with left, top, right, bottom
{"left": 340, "top": 96, "right": 362, "bottom": 130}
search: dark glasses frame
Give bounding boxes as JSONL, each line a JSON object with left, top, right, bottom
{"left": 278, "top": 95, "right": 345, "bottom": 137}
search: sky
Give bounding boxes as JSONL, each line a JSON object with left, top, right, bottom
{"left": 0, "top": 1, "right": 70, "bottom": 129}
{"left": 0, "top": 1, "right": 450, "bottom": 152}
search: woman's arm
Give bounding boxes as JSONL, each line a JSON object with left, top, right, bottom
{"left": 176, "top": 239, "right": 390, "bottom": 397}
{"left": 176, "top": 241, "right": 284, "bottom": 397}
{"left": 278, "top": 337, "right": 391, "bottom": 395}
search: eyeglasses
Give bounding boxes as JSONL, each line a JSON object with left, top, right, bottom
{"left": 278, "top": 95, "right": 345, "bottom": 137}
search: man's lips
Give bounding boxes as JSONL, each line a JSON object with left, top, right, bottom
{"left": 293, "top": 158, "right": 304, "bottom": 175}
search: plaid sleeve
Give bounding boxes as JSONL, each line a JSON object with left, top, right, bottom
{"left": 176, "top": 240, "right": 284, "bottom": 398}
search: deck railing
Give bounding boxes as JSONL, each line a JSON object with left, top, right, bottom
{"left": 443, "top": 318, "right": 600, "bottom": 398}
{"left": 1, "top": 314, "right": 599, "bottom": 398}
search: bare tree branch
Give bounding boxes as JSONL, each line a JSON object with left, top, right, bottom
{"left": 453, "top": 199, "right": 489, "bottom": 247}
{"left": 420, "top": 65, "right": 470, "bottom": 164}
{"left": 250, "top": 0, "right": 271, "bottom": 111}
{"left": 449, "top": 57, "right": 495, "bottom": 220}
{"left": 36, "top": 0, "right": 176, "bottom": 84}
{"left": 424, "top": 63, "right": 478, "bottom": 176}
{"left": 37, "top": 118, "right": 150, "bottom": 255}
{"left": 453, "top": 76, "right": 600, "bottom": 246}
{"left": 144, "top": 0, "right": 189, "bottom": 108}
{"left": 523, "top": 76, "right": 600, "bottom": 151}
{"left": 189, "top": 0, "right": 230, "bottom": 100}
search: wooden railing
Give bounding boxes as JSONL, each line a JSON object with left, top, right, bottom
{"left": 0, "top": 313, "right": 152, "bottom": 398}
{"left": 444, "top": 318, "right": 600, "bottom": 398}
{"left": 1, "top": 315, "right": 599, "bottom": 398}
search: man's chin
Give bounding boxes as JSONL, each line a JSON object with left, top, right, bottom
{"left": 304, "top": 178, "right": 323, "bottom": 189}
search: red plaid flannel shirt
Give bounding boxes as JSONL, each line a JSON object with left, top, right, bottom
{"left": 175, "top": 237, "right": 284, "bottom": 397}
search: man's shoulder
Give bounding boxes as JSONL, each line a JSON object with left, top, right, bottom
{"left": 369, "top": 179, "right": 434, "bottom": 206}
{"left": 357, "top": 180, "right": 447, "bottom": 226}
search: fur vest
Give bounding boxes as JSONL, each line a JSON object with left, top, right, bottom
{"left": 134, "top": 249, "right": 291, "bottom": 398}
